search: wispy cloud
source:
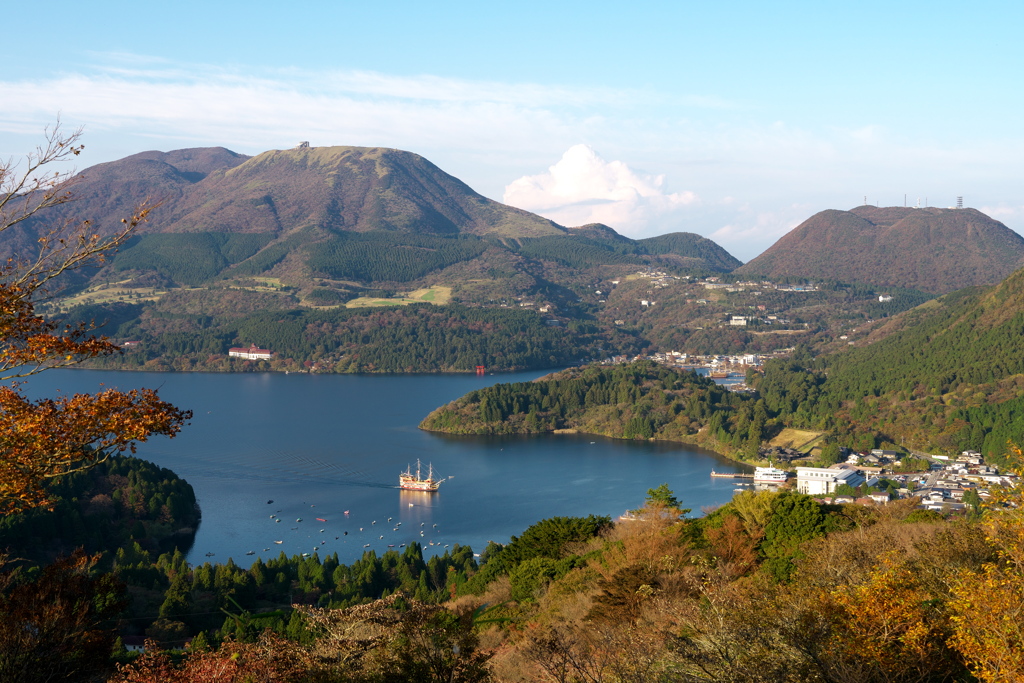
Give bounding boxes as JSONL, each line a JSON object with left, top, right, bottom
{"left": 709, "top": 204, "right": 815, "bottom": 260}
{"left": 0, "top": 62, "right": 628, "bottom": 161}
{"left": 0, "top": 55, "right": 744, "bottom": 158}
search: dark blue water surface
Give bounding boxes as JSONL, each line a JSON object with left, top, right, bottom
{"left": 23, "top": 370, "right": 748, "bottom": 566}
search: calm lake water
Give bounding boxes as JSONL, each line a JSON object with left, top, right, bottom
{"left": 24, "top": 369, "right": 749, "bottom": 566}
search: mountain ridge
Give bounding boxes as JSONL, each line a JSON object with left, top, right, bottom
{"left": 14, "top": 144, "right": 741, "bottom": 291}
{"left": 736, "top": 205, "right": 1024, "bottom": 294}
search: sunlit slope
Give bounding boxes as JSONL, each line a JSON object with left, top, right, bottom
{"left": 822, "top": 266, "right": 1024, "bottom": 397}
{"left": 737, "top": 206, "right": 1024, "bottom": 294}
{"left": 157, "top": 146, "right": 568, "bottom": 238}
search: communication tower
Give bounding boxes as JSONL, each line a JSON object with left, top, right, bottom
{"left": 297, "top": 141, "right": 310, "bottom": 149}
{"left": 957, "top": 196, "right": 963, "bottom": 209}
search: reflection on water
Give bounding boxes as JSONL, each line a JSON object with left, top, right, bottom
{"left": 22, "top": 369, "right": 750, "bottom": 566}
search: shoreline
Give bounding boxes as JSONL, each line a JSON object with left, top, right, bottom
{"left": 419, "top": 422, "right": 758, "bottom": 472}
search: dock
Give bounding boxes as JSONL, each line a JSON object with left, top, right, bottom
{"left": 710, "top": 470, "right": 754, "bottom": 479}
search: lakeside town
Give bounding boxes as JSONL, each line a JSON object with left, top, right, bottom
{"left": 715, "top": 448, "right": 1015, "bottom": 514}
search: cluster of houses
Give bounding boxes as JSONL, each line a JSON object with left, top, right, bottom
{"left": 627, "top": 271, "right": 820, "bottom": 298}
{"left": 700, "top": 277, "right": 820, "bottom": 293}
{"left": 726, "top": 314, "right": 796, "bottom": 327}
{"left": 787, "top": 450, "right": 1015, "bottom": 512}
{"left": 605, "top": 350, "right": 790, "bottom": 376}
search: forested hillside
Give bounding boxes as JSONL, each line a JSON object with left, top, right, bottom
{"left": 0, "top": 455, "right": 199, "bottom": 566}
{"left": 76, "top": 303, "right": 640, "bottom": 373}
{"left": 26, "top": 143, "right": 1024, "bottom": 379}
{"left": 746, "top": 266, "right": 1024, "bottom": 462}
{"left": 9, "top": 477, "right": 1023, "bottom": 681}
{"left": 420, "top": 362, "right": 770, "bottom": 457}
{"left": 9, "top": 143, "right": 761, "bottom": 375}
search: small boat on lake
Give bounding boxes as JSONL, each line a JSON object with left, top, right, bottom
{"left": 316, "top": 517, "right": 327, "bottom": 522}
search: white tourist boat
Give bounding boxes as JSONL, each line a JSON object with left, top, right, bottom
{"left": 753, "top": 463, "right": 790, "bottom": 484}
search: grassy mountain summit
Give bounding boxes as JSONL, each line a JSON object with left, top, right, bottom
{"left": 24, "top": 144, "right": 741, "bottom": 294}
{"left": 0, "top": 147, "right": 251, "bottom": 266}
{"left": 736, "top": 206, "right": 1024, "bottom": 294}
{"left": 152, "top": 146, "right": 568, "bottom": 238}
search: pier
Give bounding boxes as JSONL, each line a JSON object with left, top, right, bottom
{"left": 710, "top": 470, "right": 754, "bottom": 479}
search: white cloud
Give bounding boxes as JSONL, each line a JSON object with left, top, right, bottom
{"left": 502, "top": 145, "right": 697, "bottom": 235}
{"left": 978, "top": 204, "right": 1024, "bottom": 224}
{"left": 708, "top": 204, "right": 814, "bottom": 261}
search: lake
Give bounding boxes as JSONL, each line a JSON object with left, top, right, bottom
{"left": 23, "top": 369, "right": 750, "bottom": 566}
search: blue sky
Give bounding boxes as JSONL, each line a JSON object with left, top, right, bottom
{"left": 3, "top": 1, "right": 1022, "bottom": 260}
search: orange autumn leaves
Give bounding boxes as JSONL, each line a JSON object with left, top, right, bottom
{"left": 0, "top": 280, "right": 122, "bottom": 378}
{"left": 0, "top": 246, "right": 190, "bottom": 517}
{"left": 948, "top": 483, "right": 1024, "bottom": 682}
{"left": 0, "top": 125, "right": 189, "bottom": 514}
{"left": 0, "top": 384, "right": 189, "bottom": 514}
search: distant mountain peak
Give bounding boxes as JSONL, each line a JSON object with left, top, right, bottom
{"left": 736, "top": 206, "right": 1024, "bottom": 293}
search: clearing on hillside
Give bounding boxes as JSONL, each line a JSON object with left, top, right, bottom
{"left": 769, "top": 428, "right": 826, "bottom": 453}
{"left": 345, "top": 286, "right": 452, "bottom": 308}
{"left": 56, "top": 279, "right": 169, "bottom": 310}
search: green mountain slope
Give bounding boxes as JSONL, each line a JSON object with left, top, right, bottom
{"left": 736, "top": 206, "right": 1024, "bottom": 294}
{"left": 29, "top": 145, "right": 742, "bottom": 294}
{"left": 638, "top": 231, "right": 743, "bottom": 271}
{"left": 754, "top": 265, "right": 1024, "bottom": 462}
{"left": 22, "top": 144, "right": 756, "bottom": 373}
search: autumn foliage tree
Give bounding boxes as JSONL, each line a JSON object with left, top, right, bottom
{"left": 0, "top": 124, "right": 189, "bottom": 514}
{"left": 0, "top": 550, "right": 127, "bottom": 683}
{"left": 948, "top": 453, "right": 1024, "bottom": 681}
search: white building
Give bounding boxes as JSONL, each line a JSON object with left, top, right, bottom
{"left": 796, "top": 467, "right": 865, "bottom": 495}
{"left": 228, "top": 344, "right": 274, "bottom": 360}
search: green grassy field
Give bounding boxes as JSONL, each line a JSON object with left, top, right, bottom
{"left": 345, "top": 286, "right": 452, "bottom": 308}
{"left": 769, "top": 428, "right": 826, "bottom": 453}
{"left": 57, "top": 279, "right": 167, "bottom": 309}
